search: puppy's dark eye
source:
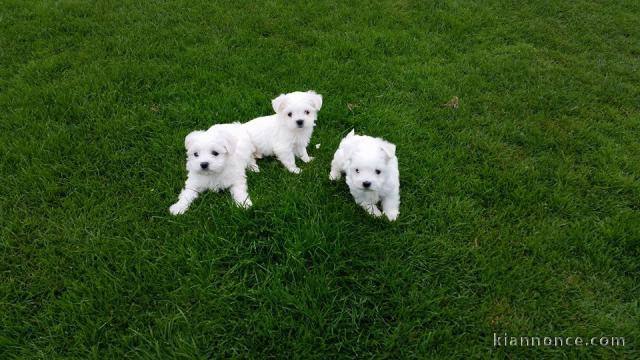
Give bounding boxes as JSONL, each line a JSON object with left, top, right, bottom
{"left": 355, "top": 168, "right": 360, "bottom": 173}
{"left": 287, "top": 112, "right": 292, "bottom": 117}
{"left": 304, "top": 110, "right": 310, "bottom": 115}
{"left": 194, "top": 152, "right": 199, "bottom": 157}
{"left": 212, "top": 151, "right": 219, "bottom": 156}
{"left": 375, "top": 169, "right": 381, "bottom": 175}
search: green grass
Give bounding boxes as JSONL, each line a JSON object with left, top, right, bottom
{"left": 1, "top": 0, "right": 639, "bottom": 358}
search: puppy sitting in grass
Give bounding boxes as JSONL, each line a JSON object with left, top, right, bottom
{"left": 243, "top": 90, "right": 322, "bottom": 174}
{"left": 330, "top": 130, "right": 400, "bottom": 221}
{"left": 169, "top": 123, "right": 257, "bottom": 215}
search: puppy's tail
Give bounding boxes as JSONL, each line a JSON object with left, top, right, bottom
{"left": 347, "top": 129, "right": 355, "bottom": 137}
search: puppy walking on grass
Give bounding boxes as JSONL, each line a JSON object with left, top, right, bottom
{"left": 169, "top": 123, "right": 257, "bottom": 215}
{"left": 330, "top": 130, "right": 400, "bottom": 221}
{"left": 243, "top": 90, "right": 322, "bottom": 174}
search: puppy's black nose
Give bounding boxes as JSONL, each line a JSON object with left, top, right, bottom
{"left": 296, "top": 119, "right": 304, "bottom": 126}
{"left": 363, "top": 181, "right": 371, "bottom": 188}
{"left": 200, "top": 162, "right": 209, "bottom": 169}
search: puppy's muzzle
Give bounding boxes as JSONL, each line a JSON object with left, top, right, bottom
{"left": 362, "top": 181, "right": 372, "bottom": 189}
{"left": 200, "top": 162, "right": 209, "bottom": 170}
{"left": 296, "top": 119, "right": 304, "bottom": 127}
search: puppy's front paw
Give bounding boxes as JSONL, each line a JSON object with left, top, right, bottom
{"left": 363, "top": 205, "right": 382, "bottom": 217}
{"left": 169, "top": 203, "right": 188, "bottom": 215}
{"left": 302, "top": 156, "right": 314, "bottom": 163}
{"left": 248, "top": 163, "right": 260, "bottom": 173}
{"left": 288, "top": 167, "right": 302, "bottom": 174}
{"left": 384, "top": 209, "right": 399, "bottom": 221}
{"left": 329, "top": 171, "right": 341, "bottom": 181}
{"left": 236, "top": 198, "right": 253, "bottom": 209}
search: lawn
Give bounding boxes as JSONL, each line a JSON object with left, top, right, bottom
{"left": 1, "top": 0, "right": 639, "bottom": 358}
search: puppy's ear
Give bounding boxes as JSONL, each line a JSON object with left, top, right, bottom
{"left": 185, "top": 130, "right": 205, "bottom": 150}
{"left": 380, "top": 141, "right": 396, "bottom": 160}
{"left": 307, "top": 90, "right": 323, "bottom": 111}
{"left": 219, "top": 130, "right": 237, "bottom": 155}
{"left": 339, "top": 130, "right": 357, "bottom": 157}
{"left": 272, "top": 94, "right": 288, "bottom": 113}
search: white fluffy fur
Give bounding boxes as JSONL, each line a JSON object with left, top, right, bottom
{"left": 329, "top": 130, "right": 400, "bottom": 221}
{"left": 169, "top": 123, "right": 257, "bottom": 215}
{"left": 243, "top": 90, "right": 323, "bottom": 174}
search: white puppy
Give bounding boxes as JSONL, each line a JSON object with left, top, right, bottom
{"left": 169, "top": 123, "right": 256, "bottom": 215}
{"left": 243, "top": 90, "right": 322, "bottom": 174}
{"left": 329, "top": 130, "right": 400, "bottom": 221}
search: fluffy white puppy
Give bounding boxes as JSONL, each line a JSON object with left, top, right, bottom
{"left": 169, "top": 123, "right": 256, "bottom": 215}
{"left": 243, "top": 90, "right": 323, "bottom": 174}
{"left": 329, "top": 130, "right": 400, "bottom": 221}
